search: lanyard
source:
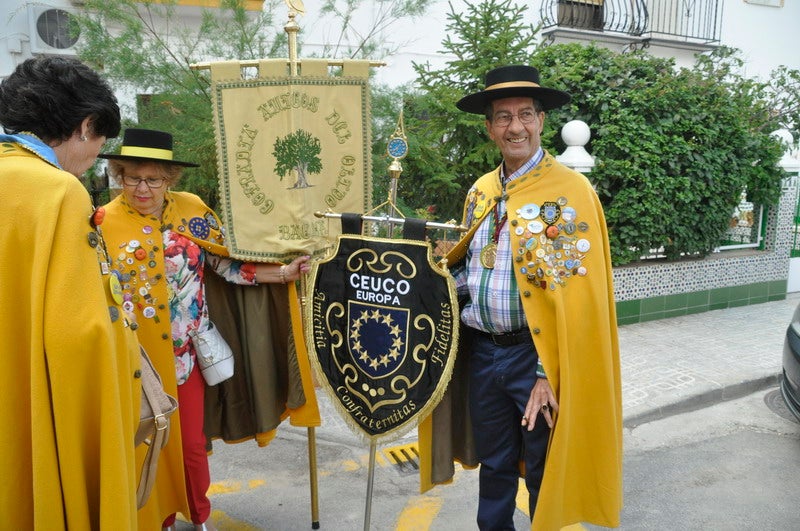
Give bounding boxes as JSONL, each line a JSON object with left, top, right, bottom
{"left": 490, "top": 202, "right": 507, "bottom": 245}
{"left": 479, "top": 182, "right": 507, "bottom": 269}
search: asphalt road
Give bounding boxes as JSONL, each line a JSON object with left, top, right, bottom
{"left": 619, "top": 386, "right": 800, "bottom": 530}
{"left": 178, "top": 390, "right": 526, "bottom": 530}
{"left": 171, "top": 386, "right": 800, "bottom": 530}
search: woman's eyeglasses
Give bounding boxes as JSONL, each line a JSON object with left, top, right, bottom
{"left": 122, "top": 176, "right": 166, "bottom": 188}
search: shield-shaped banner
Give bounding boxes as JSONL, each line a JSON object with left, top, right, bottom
{"left": 305, "top": 228, "right": 458, "bottom": 440}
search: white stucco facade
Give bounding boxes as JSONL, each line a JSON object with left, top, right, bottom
{"left": 2, "top": 1, "right": 797, "bottom": 86}
{"left": 349, "top": 0, "right": 799, "bottom": 86}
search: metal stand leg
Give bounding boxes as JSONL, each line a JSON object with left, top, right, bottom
{"left": 363, "top": 440, "right": 377, "bottom": 531}
{"left": 309, "top": 427, "right": 320, "bottom": 529}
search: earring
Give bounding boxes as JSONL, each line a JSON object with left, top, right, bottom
{"left": 80, "top": 135, "right": 87, "bottom": 142}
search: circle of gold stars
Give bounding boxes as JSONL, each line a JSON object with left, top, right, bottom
{"left": 349, "top": 308, "right": 404, "bottom": 374}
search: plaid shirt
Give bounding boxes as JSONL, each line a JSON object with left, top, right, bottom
{"left": 454, "top": 149, "right": 544, "bottom": 333}
{"left": 454, "top": 150, "right": 547, "bottom": 376}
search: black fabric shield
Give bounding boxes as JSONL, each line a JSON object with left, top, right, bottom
{"left": 306, "top": 233, "right": 458, "bottom": 440}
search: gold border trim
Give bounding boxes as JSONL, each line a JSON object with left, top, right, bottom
{"left": 304, "top": 233, "right": 459, "bottom": 443}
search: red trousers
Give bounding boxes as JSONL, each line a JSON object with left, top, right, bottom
{"left": 162, "top": 365, "right": 211, "bottom": 526}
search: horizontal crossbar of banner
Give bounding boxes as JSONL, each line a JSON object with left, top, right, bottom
{"left": 189, "top": 59, "right": 386, "bottom": 70}
{"left": 313, "top": 210, "right": 468, "bottom": 232}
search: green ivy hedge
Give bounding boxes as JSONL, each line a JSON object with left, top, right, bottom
{"left": 533, "top": 44, "right": 785, "bottom": 265}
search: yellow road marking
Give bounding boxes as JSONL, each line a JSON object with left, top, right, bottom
{"left": 208, "top": 509, "right": 261, "bottom": 531}
{"left": 342, "top": 459, "right": 360, "bottom": 472}
{"left": 515, "top": 477, "right": 530, "bottom": 517}
{"left": 248, "top": 479, "right": 265, "bottom": 489}
{"left": 208, "top": 480, "right": 243, "bottom": 495}
{"left": 394, "top": 495, "right": 443, "bottom": 530}
{"left": 203, "top": 441, "right": 554, "bottom": 530}
{"left": 362, "top": 451, "right": 389, "bottom": 467}
{"left": 381, "top": 443, "right": 420, "bottom": 470}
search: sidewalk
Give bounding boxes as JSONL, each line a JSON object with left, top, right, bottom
{"left": 619, "top": 292, "right": 800, "bottom": 427}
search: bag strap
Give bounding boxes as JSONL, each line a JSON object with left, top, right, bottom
{"left": 137, "top": 346, "right": 172, "bottom": 508}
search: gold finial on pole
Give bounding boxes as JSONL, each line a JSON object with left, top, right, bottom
{"left": 284, "top": 0, "right": 305, "bottom": 76}
{"left": 386, "top": 110, "right": 408, "bottom": 206}
{"left": 383, "top": 110, "right": 409, "bottom": 235}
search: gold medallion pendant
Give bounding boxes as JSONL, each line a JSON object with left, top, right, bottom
{"left": 480, "top": 242, "right": 498, "bottom": 269}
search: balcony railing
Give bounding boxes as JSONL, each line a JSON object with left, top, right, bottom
{"left": 540, "top": 0, "right": 722, "bottom": 44}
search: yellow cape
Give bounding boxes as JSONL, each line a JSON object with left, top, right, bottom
{"left": 0, "top": 144, "right": 139, "bottom": 529}
{"left": 419, "top": 153, "right": 622, "bottom": 530}
{"left": 102, "top": 190, "right": 320, "bottom": 526}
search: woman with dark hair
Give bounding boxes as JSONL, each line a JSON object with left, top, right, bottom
{"left": 0, "top": 56, "right": 140, "bottom": 529}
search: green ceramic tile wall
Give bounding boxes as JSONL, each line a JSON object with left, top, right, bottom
{"left": 616, "top": 281, "right": 788, "bottom": 325}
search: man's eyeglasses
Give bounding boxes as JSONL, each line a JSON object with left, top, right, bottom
{"left": 492, "top": 109, "right": 539, "bottom": 127}
{"left": 122, "top": 176, "right": 166, "bottom": 189}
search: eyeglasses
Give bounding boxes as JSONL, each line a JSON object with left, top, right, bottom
{"left": 122, "top": 176, "right": 166, "bottom": 189}
{"left": 492, "top": 109, "right": 539, "bottom": 127}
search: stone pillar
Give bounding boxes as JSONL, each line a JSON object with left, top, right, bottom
{"left": 556, "top": 119, "right": 595, "bottom": 173}
{"left": 773, "top": 129, "right": 800, "bottom": 292}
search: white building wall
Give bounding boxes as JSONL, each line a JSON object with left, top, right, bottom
{"left": 1, "top": 1, "right": 797, "bottom": 87}
{"left": 1, "top": 1, "right": 89, "bottom": 80}
{"left": 301, "top": 0, "right": 800, "bottom": 86}
{"left": 1, "top": 0, "right": 220, "bottom": 82}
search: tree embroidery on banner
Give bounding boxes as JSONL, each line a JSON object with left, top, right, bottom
{"left": 273, "top": 129, "right": 322, "bottom": 189}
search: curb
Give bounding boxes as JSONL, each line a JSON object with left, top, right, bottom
{"left": 623, "top": 373, "right": 781, "bottom": 428}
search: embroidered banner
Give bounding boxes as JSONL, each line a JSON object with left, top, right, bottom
{"left": 305, "top": 226, "right": 458, "bottom": 440}
{"left": 209, "top": 60, "right": 372, "bottom": 261}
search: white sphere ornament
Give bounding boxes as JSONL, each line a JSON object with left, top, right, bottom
{"left": 556, "top": 120, "right": 595, "bottom": 173}
{"left": 562, "top": 120, "right": 591, "bottom": 146}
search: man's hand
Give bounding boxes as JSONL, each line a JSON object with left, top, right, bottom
{"left": 522, "top": 378, "right": 558, "bottom": 430}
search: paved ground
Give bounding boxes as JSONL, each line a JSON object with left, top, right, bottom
{"left": 619, "top": 292, "right": 799, "bottom": 427}
{"left": 174, "top": 293, "right": 800, "bottom": 530}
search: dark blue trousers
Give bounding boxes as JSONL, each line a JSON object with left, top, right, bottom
{"left": 469, "top": 333, "right": 550, "bottom": 531}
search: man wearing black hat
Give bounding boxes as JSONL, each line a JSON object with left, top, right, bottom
{"left": 419, "top": 66, "right": 622, "bottom": 530}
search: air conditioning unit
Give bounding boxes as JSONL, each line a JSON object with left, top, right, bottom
{"left": 27, "top": 5, "right": 82, "bottom": 56}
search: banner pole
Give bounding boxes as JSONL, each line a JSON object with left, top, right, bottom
{"left": 363, "top": 440, "right": 378, "bottom": 531}
{"left": 308, "top": 426, "right": 320, "bottom": 529}
{"left": 314, "top": 211, "right": 467, "bottom": 233}
{"left": 189, "top": 58, "right": 385, "bottom": 71}
{"left": 299, "top": 264, "right": 320, "bottom": 529}
{"left": 285, "top": 9, "right": 300, "bottom": 76}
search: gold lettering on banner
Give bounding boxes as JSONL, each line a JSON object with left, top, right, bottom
{"left": 336, "top": 385, "right": 417, "bottom": 431}
{"left": 276, "top": 220, "right": 329, "bottom": 240}
{"left": 312, "top": 291, "right": 328, "bottom": 349}
{"left": 235, "top": 124, "right": 274, "bottom": 215}
{"left": 257, "top": 91, "right": 320, "bottom": 122}
{"left": 325, "top": 155, "right": 355, "bottom": 208}
{"left": 325, "top": 110, "right": 353, "bottom": 144}
{"left": 430, "top": 302, "right": 453, "bottom": 366}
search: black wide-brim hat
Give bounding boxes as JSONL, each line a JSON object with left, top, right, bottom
{"left": 98, "top": 128, "right": 199, "bottom": 167}
{"left": 456, "top": 65, "right": 571, "bottom": 114}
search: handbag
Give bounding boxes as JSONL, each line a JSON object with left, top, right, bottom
{"left": 136, "top": 345, "right": 178, "bottom": 508}
{"left": 189, "top": 321, "right": 234, "bottom": 386}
